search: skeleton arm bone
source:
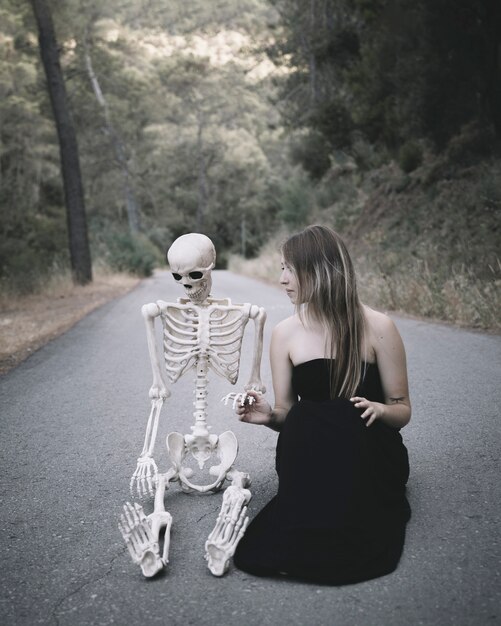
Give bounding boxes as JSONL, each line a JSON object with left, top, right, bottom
{"left": 142, "top": 303, "right": 170, "bottom": 400}
{"left": 244, "top": 305, "right": 267, "bottom": 393}
{"left": 131, "top": 398, "right": 163, "bottom": 497}
{"left": 131, "top": 303, "right": 170, "bottom": 497}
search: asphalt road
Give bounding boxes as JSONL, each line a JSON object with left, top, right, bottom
{"left": 1, "top": 270, "right": 500, "bottom": 626}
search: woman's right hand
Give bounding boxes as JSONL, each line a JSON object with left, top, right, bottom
{"left": 235, "top": 390, "right": 273, "bottom": 426}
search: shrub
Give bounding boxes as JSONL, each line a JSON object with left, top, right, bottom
{"left": 0, "top": 209, "right": 68, "bottom": 292}
{"left": 277, "top": 173, "right": 313, "bottom": 228}
{"left": 398, "top": 141, "right": 423, "bottom": 173}
{"left": 446, "top": 121, "right": 496, "bottom": 165}
{"left": 290, "top": 131, "right": 331, "bottom": 180}
{"left": 102, "top": 232, "right": 160, "bottom": 277}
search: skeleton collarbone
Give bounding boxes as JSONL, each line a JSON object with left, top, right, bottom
{"left": 159, "top": 298, "right": 251, "bottom": 384}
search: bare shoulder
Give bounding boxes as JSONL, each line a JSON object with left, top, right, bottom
{"left": 273, "top": 314, "right": 301, "bottom": 338}
{"left": 363, "top": 305, "right": 405, "bottom": 359}
{"left": 363, "top": 305, "right": 398, "bottom": 336}
{"left": 271, "top": 315, "right": 301, "bottom": 356}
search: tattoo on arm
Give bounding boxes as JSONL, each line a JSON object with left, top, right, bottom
{"left": 389, "top": 396, "right": 405, "bottom": 404}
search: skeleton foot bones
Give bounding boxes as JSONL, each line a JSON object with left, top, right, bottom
{"left": 119, "top": 501, "right": 173, "bottom": 578}
{"left": 120, "top": 474, "right": 251, "bottom": 578}
{"left": 205, "top": 480, "right": 251, "bottom": 576}
{"left": 119, "top": 473, "right": 174, "bottom": 577}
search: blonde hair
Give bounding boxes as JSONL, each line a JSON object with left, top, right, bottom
{"left": 282, "top": 224, "right": 365, "bottom": 398}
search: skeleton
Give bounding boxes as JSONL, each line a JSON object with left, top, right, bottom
{"left": 119, "top": 233, "right": 266, "bottom": 578}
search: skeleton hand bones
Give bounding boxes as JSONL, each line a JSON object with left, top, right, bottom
{"left": 221, "top": 390, "right": 260, "bottom": 410}
{"left": 130, "top": 456, "right": 158, "bottom": 498}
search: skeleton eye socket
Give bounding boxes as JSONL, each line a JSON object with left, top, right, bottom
{"left": 189, "top": 271, "right": 203, "bottom": 280}
{"left": 172, "top": 273, "right": 182, "bottom": 281}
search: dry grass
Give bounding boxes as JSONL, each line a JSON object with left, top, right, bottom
{"left": 0, "top": 268, "right": 139, "bottom": 374}
{"left": 228, "top": 238, "right": 283, "bottom": 284}
{"left": 229, "top": 241, "right": 501, "bottom": 332}
{"left": 355, "top": 257, "right": 501, "bottom": 331}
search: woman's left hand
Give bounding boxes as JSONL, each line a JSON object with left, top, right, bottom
{"left": 350, "top": 396, "right": 385, "bottom": 427}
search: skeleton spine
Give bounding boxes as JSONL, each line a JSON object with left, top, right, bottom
{"left": 192, "top": 354, "right": 210, "bottom": 437}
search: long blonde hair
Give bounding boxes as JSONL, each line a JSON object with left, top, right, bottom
{"left": 282, "top": 224, "right": 365, "bottom": 398}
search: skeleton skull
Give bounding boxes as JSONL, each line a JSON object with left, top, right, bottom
{"left": 167, "top": 233, "right": 216, "bottom": 303}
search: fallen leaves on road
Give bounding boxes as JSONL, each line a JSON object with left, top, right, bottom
{"left": 0, "top": 272, "right": 139, "bottom": 374}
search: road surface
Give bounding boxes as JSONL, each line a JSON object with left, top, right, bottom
{"left": 1, "top": 270, "right": 500, "bottom": 625}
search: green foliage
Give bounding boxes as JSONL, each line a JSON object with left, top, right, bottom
{"left": 98, "top": 232, "right": 161, "bottom": 277}
{"left": 445, "top": 121, "right": 496, "bottom": 166}
{"left": 270, "top": 0, "right": 501, "bottom": 161}
{"left": 398, "top": 141, "right": 423, "bottom": 173}
{"left": 0, "top": 1, "right": 70, "bottom": 290}
{"left": 0, "top": 208, "right": 69, "bottom": 293}
{"left": 277, "top": 172, "right": 313, "bottom": 228}
{"left": 3, "top": 0, "right": 498, "bottom": 335}
{"left": 290, "top": 131, "right": 331, "bottom": 180}
{"left": 0, "top": 0, "right": 290, "bottom": 292}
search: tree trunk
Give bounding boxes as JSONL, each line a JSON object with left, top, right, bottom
{"left": 30, "top": 0, "right": 92, "bottom": 284}
{"left": 196, "top": 112, "right": 208, "bottom": 231}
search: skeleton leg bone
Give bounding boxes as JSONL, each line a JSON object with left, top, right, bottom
{"left": 205, "top": 470, "right": 251, "bottom": 576}
{"left": 119, "top": 471, "right": 175, "bottom": 577}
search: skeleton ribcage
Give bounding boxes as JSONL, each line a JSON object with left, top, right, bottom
{"left": 160, "top": 304, "right": 250, "bottom": 384}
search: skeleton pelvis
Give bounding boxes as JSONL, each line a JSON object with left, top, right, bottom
{"left": 166, "top": 431, "right": 238, "bottom": 493}
{"left": 185, "top": 433, "right": 219, "bottom": 468}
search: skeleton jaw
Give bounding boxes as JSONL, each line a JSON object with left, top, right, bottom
{"left": 185, "top": 280, "right": 210, "bottom": 303}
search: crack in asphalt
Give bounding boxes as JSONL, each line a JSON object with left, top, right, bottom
{"left": 50, "top": 547, "right": 127, "bottom": 626}
{"left": 196, "top": 506, "right": 219, "bottom": 524}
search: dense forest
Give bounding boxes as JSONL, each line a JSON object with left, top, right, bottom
{"left": 1, "top": 0, "right": 499, "bottom": 328}
{"left": 1, "top": 0, "right": 287, "bottom": 285}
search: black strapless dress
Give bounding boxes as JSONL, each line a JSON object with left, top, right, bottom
{"left": 233, "top": 359, "right": 410, "bottom": 585}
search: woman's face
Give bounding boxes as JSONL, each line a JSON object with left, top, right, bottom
{"left": 280, "top": 257, "right": 298, "bottom": 304}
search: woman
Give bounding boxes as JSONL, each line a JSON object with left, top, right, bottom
{"left": 233, "top": 225, "right": 411, "bottom": 585}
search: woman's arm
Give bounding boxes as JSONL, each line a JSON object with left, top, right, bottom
{"left": 351, "top": 312, "right": 411, "bottom": 429}
{"left": 236, "top": 319, "right": 296, "bottom": 431}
